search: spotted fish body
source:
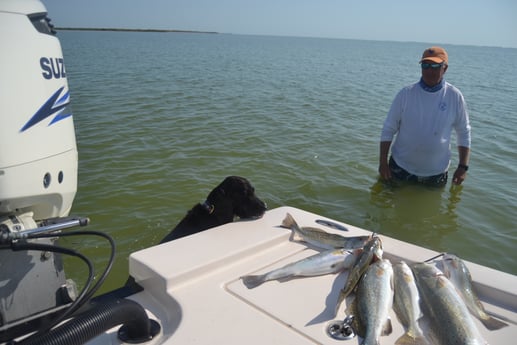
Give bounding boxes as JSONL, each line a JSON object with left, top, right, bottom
{"left": 412, "top": 262, "right": 488, "bottom": 345}
{"left": 442, "top": 253, "right": 508, "bottom": 330}
{"left": 334, "top": 235, "right": 383, "bottom": 318}
{"left": 348, "top": 258, "right": 394, "bottom": 345}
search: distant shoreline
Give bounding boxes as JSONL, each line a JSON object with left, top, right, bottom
{"left": 55, "top": 27, "right": 218, "bottom": 34}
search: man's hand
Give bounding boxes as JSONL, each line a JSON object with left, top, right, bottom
{"left": 378, "top": 161, "right": 392, "bottom": 181}
{"left": 452, "top": 166, "right": 467, "bottom": 185}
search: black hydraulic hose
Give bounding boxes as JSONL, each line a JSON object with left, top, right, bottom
{"left": 12, "top": 230, "right": 116, "bottom": 340}
{"left": 28, "top": 230, "right": 116, "bottom": 317}
{"left": 18, "top": 299, "right": 159, "bottom": 345}
{"left": 7, "top": 241, "right": 95, "bottom": 338}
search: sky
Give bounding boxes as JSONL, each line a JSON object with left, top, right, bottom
{"left": 42, "top": 0, "right": 517, "bottom": 48}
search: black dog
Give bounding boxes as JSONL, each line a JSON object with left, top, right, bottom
{"left": 159, "top": 176, "right": 267, "bottom": 243}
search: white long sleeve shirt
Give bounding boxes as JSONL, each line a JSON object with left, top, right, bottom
{"left": 381, "top": 80, "right": 471, "bottom": 176}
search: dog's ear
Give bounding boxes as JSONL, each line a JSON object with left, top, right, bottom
{"left": 206, "top": 186, "right": 225, "bottom": 203}
{"left": 206, "top": 178, "right": 235, "bottom": 206}
{"left": 206, "top": 176, "right": 247, "bottom": 212}
{"left": 207, "top": 176, "right": 234, "bottom": 199}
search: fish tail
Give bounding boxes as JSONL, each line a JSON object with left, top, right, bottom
{"left": 395, "top": 333, "right": 428, "bottom": 345}
{"left": 281, "top": 212, "right": 297, "bottom": 229}
{"left": 281, "top": 213, "right": 304, "bottom": 241}
{"left": 241, "top": 274, "right": 267, "bottom": 289}
{"left": 479, "top": 314, "right": 509, "bottom": 330}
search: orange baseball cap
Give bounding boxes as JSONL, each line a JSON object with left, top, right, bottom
{"left": 420, "top": 46, "right": 448, "bottom": 64}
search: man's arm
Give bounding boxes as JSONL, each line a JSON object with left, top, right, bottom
{"left": 452, "top": 146, "right": 470, "bottom": 185}
{"left": 379, "top": 141, "right": 392, "bottom": 180}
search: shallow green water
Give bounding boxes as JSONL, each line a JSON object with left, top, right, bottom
{"left": 57, "top": 31, "right": 517, "bottom": 293}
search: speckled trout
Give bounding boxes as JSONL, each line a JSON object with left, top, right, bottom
{"left": 334, "top": 235, "right": 383, "bottom": 317}
{"left": 281, "top": 213, "right": 371, "bottom": 250}
{"left": 347, "top": 258, "right": 393, "bottom": 345}
{"left": 241, "top": 248, "right": 361, "bottom": 289}
{"left": 412, "top": 262, "right": 488, "bottom": 345}
{"left": 442, "top": 253, "right": 508, "bottom": 330}
{"left": 392, "top": 261, "right": 428, "bottom": 345}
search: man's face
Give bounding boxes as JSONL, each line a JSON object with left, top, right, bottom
{"left": 420, "top": 59, "right": 448, "bottom": 87}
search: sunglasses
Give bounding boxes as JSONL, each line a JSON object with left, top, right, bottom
{"left": 421, "top": 62, "right": 444, "bottom": 70}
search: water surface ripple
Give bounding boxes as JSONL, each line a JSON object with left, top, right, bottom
{"left": 58, "top": 32, "right": 517, "bottom": 292}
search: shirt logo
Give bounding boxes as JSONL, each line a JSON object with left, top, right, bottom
{"left": 439, "top": 102, "right": 447, "bottom": 111}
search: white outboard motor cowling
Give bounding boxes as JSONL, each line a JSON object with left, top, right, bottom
{"left": 0, "top": 0, "right": 80, "bottom": 338}
{"left": 0, "top": 0, "right": 77, "bottom": 220}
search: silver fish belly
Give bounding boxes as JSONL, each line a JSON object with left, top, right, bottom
{"left": 241, "top": 248, "right": 360, "bottom": 289}
{"left": 392, "top": 261, "right": 427, "bottom": 345}
{"left": 442, "top": 253, "right": 508, "bottom": 330}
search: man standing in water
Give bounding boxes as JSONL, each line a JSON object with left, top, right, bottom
{"left": 379, "top": 46, "right": 471, "bottom": 187}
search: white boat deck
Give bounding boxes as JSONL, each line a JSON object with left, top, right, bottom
{"left": 89, "top": 206, "right": 517, "bottom": 344}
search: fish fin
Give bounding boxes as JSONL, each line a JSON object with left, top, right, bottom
{"left": 352, "top": 317, "right": 365, "bottom": 339}
{"left": 281, "top": 213, "right": 296, "bottom": 229}
{"left": 381, "top": 317, "right": 392, "bottom": 336}
{"left": 395, "top": 333, "right": 428, "bottom": 345}
{"left": 282, "top": 213, "right": 306, "bottom": 242}
{"left": 472, "top": 298, "right": 509, "bottom": 330}
{"left": 479, "top": 314, "right": 509, "bottom": 330}
{"left": 241, "top": 274, "right": 266, "bottom": 289}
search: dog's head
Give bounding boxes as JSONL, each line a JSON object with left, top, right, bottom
{"left": 206, "top": 176, "right": 267, "bottom": 221}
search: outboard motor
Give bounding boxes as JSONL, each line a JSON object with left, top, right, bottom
{"left": 0, "top": 0, "right": 79, "bottom": 337}
{"left": 0, "top": 2, "right": 160, "bottom": 343}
